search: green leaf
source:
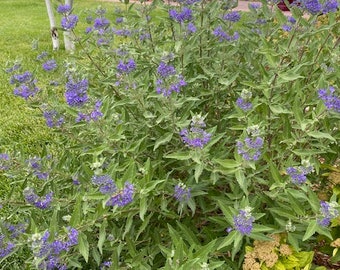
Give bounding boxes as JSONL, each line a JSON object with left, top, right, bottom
{"left": 78, "top": 232, "right": 90, "bottom": 263}
{"left": 269, "top": 161, "right": 283, "bottom": 183}
{"left": 307, "top": 131, "right": 336, "bottom": 142}
{"left": 213, "top": 159, "right": 241, "bottom": 169}
{"left": 278, "top": 70, "right": 304, "bottom": 82}
{"left": 218, "top": 72, "right": 239, "bottom": 86}
{"left": 302, "top": 220, "right": 317, "bottom": 241}
{"left": 139, "top": 197, "right": 147, "bottom": 221}
{"left": 269, "top": 105, "right": 292, "bottom": 114}
{"left": 97, "top": 219, "right": 107, "bottom": 255}
{"left": 70, "top": 196, "right": 82, "bottom": 227}
{"left": 165, "top": 152, "right": 191, "bottom": 160}
{"left": 194, "top": 163, "right": 204, "bottom": 183}
{"left": 235, "top": 170, "right": 248, "bottom": 195}
{"left": 217, "top": 231, "right": 238, "bottom": 250}
{"left": 154, "top": 132, "right": 173, "bottom": 151}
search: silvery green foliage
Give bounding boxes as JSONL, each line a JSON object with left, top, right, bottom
{"left": 1, "top": 0, "right": 340, "bottom": 268}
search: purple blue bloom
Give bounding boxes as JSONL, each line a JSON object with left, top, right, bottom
{"left": 0, "top": 153, "right": 10, "bottom": 170}
{"left": 169, "top": 7, "right": 193, "bottom": 23}
{"left": 236, "top": 137, "right": 264, "bottom": 161}
{"left": 223, "top": 11, "right": 241, "bottom": 22}
{"left": 186, "top": 22, "right": 197, "bottom": 34}
{"left": 318, "top": 201, "right": 339, "bottom": 227}
{"left": 61, "top": 14, "right": 78, "bottom": 30}
{"left": 105, "top": 182, "right": 134, "bottom": 207}
{"left": 57, "top": 4, "right": 71, "bottom": 14}
{"left": 0, "top": 235, "right": 15, "bottom": 258}
{"left": 302, "top": 0, "right": 322, "bottom": 14}
{"left": 43, "top": 110, "right": 64, "bottom": 128}
{"left": 282, "top": 24, "right": 292, "bottom": 32}
{"left": 322, "top": 0, "right": 338, "bottom": 13}
{"left": 100, "top": 261, "right": 112, "bottom": 270}
{"left": 236, "top": 98, "right": 252, "bottom": 111}
{"left": 286, "top": 165, "right": 313, "bottom": 185}
{"left": 92, "top": 175, "right": 117, "bottom": 194}
{"left": 157, "top": 62, "right": 176, "bottom": 78}
{"left": 42, "top": 60, "right": 57, "bottom": 72}
{"left": 37, "top": 51, "right": 48, "bottom": 61}
{"left": 180, "top": 115, "right": 211, "bottom": 148}
{"left": 76, "top": 100, "right": 104, "bottom": 122}
{"left": 233, "top": 207, "right": 255, "bottom": 235}
{"left": 174, "top": 183, "right": 191, "bottom": 202}
{"left": 65, "top": 77, "right": 89, "bottom": 107}
{"left": 318, "top": 86, "right": 340, "bottom": 113}
{"left": 93, "top": 17, "right": 110, "bottom": 30}
{"left": 117, "top": 59, "right": 136, "bottom": 74}
{"left": 28, "top": 157, "right": 49, "bottom": 180}
{"left": 213, "top": 26, "right": 239, "bottom": 42}
{"left": 23, "top": 187, "right": 53, "bottom": 209}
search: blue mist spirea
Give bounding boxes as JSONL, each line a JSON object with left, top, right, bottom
{"left": 116, "top": 17, "right": 124, "bottom": 24}
{"left": 223, "top": 11, "right": 241, "bottom": 22}
{"left": 93, "top": 17, "right": 110, "bottom": 30}
{"left": 37, "top": 51, "right": 48, "bottom": 61}
{"left": 23, "top": 187, "right": 53, "bottom": 209}
{"left": 318, "top": 201, "right": 339, "bottom": 227}
{"left": 282, "top": 24, "right": 292, "bottom": 32}
{"left": 174, "top": 183, "right": 191, "bottom": 202}
{"left": 92, "top": 174, "right": 117, "bottom": 194}
{"left": 286, "top": 164, "right": 313, "bottom": 185}
{"left": 42, "top": 60, "right": 57, "bottom": 72}
{"left": 236, "top": 136, "right": 264, "bottom": 161}
{"left": 236, "top": 89, "right": 253, "bottom": 111}
{"left": 105, "top": 182, "right": 134, "bottom": 207}
{"left": 0, "top": 153, "right": 10, "bottom": 170}
{"left": 4, "top": 222, "right": 27, "bottom": 239}
{"left": 57, "top": 4, "right": 71, "bottom": 14}
{"left": 157, "top": 62, "right": 176, "bottom": 78}
{"left": 213, "top": 26, "right": 239, "bottom": 42}
{"left": 233, "top": 207, "right": 255, "bottom": 235}
{"left": 65, "top": 77, "right": 89, "bottom": 107}
{"left": 180, "top": 114, "right": 211, "bottom": 148}
{"left": 28, "top": 157, "right": 49, "bottom": 180}
{"left": 302, "top": 0, "right": 322, "bottom": 14}
{"left": 169, "top": 7, "right": 193, "bottom": 23}
{"left": 323, "top": 0, "right": 338, "bottom": 13}
{"left": 61, "top": 14, "right": 78, "bottom": 30}
{"left": 0, "top": 235, "right": 15, "bottom": 258}
{"left": 186, "top": 22, "right": 197, "bottom": 35}
{"left": 76, "top": 100, "right": 103, "bottom": 122}
{"left": 117, "top": 59, "right": 136, "bottom": 74}
{"left": 100, "top": 261, "right": 112, "bottom": 270}
{"left": 43, "top": 110, "right": 64, "bottom": 128}
{"left": 318, "top": 86, "right": 340, "bottom": 113}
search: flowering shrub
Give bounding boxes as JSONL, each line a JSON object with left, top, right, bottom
{"left": 1, "top": 0, "right": 340, "bottom": 269}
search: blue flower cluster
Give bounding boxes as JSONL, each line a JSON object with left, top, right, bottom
{"left": 180, "top": 114, "right": 211, "bottom": 148}
{"left": 169, "top": 7, "right": 193, "bottom": 23}
{"left": 43, "top": 110, "right": 64, "bottom": 128}
{"left": 0, "top": 235, "right": 15, "bottom": 259}
{"left": 318, "top": 86, "right": 340, "bottom": 113}
{"left": 0, "top": 153, "right": 10, "bottom": 170}
{"left": 233, "top": 207, "right": 255, "bottom": 235}
{"left": 236, "top": 89, "right": 253, "bottom": 111}
{"left": 28, "top": 157, "right": 49, "bottom": 180}
{"left": 85, "top": 10, "right": 114, "bottom": 46}
{"left": 65, "top": 77, "right": 89, "bottom": 107}
{"left": 76, "top": 100, "right": 103, "bottom": 122}
{"left": 156, "top": 60, "right": 186, "bottom": 96}
{"left": 318, "top": 201, "right": 339, "bottom": 227}
{"left": 23, "top": 187, "right": 53, "bottom": 209}
{"left": 100, "top": 260, "right": 112, "bottom": 270}
{"left": 286, "top": 165, "right": 313, "bottom": 185}
{"left": 174, "top": 183, "right": 191, "bottom": 202}
{"left": 116, "top": 59, "right": 136, "bottom": 74}
{"left": 58, "top": 4, "right": 78, "bottom": 31}
{"left": 213, "top": 26, "right": 239, "bottom": 42}
{"left": 42, "top": 60, "right": 57, "bottom": 72}
{"left": 236, "top": 137, "right": 264, "bottom": 161}
{"left": 0, "top": 222, "right": 27, "bottom": 258}
{"left": 223, "top": 11, "right": 241, "bottom": 22}
{"left": 31, "top": 228, "right": 78, "bottom": 270}
{"left": 9, "top": 70, "right": 40, "bottom": 100}
{"left": 92, "top": 175, "right": 134, "bottom": 207}
{"left": 301, "top": 0, "right": 338, "bottom": 14}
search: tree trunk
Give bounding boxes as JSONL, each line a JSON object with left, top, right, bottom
{"left": 63, "top": 0, "right": 75, "bottom": 52}
{"left": 45, "top": 0, "right": 59, "bottom": 50}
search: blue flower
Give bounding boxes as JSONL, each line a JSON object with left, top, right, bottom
{"left": 157, "top": 62, "right": 176, "bottom": 78}
{"left": 23, "top": 187, "right": 53, "bottom": 209}
{"left": 117, "top": 59, "right": 136, "bottom": 74}
{"left": 43, "top": 110, "right": 64, "bottom": 128}
{"left": 42, "top": 60, "right": 57, "bottom": 72}
{"left": 0, "top": 235, "right": 15, "bottom": 258}
{"left": 236, "top": 137, "right": 263, "bottom": 161}
{"left": 286, "top": 165, "right": 313, "bottom": 185}
{"left": 169, "top": 7, "right": 193, "bottom": 23}
{"left": 174, "top": 183, "right": 191, "bottom": 202}
{"left": 61, "top": 14, "right": 78, "bottom": 30}
{"left": 57, "top": 4, "right": 71, "bottom": 14}
{"left": 92, "top": 175, "right": 117, "bottom": 194}
{"left": 318, "top": 201, "right": 339, "bottom": 227}
{"left": 302, "top": 0, "right": 322, "bottom": 14}
{"left": 180, "top": 115, "right": 211, "bottom": 148}
{"left": 65, "top": 77, "right": 89, "bottom": 107}
{"left": 318, "top": 86, "right": 340, "bottom": 113}
{"left": 223, "top": 11, "right": 241, "bottom": 22}
{"left": 213, "top": 26, "right": 239, "bottom": 42}
{"left": 233, "top": 207, "right": 255, "bottom": 235}
{"left": 105, "top": 182, "right": 134, "bottom": 207}
{"left": 323, "top": 0, "right": 338, "bottom": 13}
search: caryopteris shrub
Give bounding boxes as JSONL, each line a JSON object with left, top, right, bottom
{"left": 1, "top": 0, "right": 339, "bottom": 269}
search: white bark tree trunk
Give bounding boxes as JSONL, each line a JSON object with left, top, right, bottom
{"left": 63, "top": 0, "right": 75, "bottom": 52}
{"left": 45, "top": 0, "right": 59, "bottom": 50}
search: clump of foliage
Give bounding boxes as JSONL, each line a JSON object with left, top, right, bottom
{"left": 1, "top": 0, "right": 340, "bottom": 269}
